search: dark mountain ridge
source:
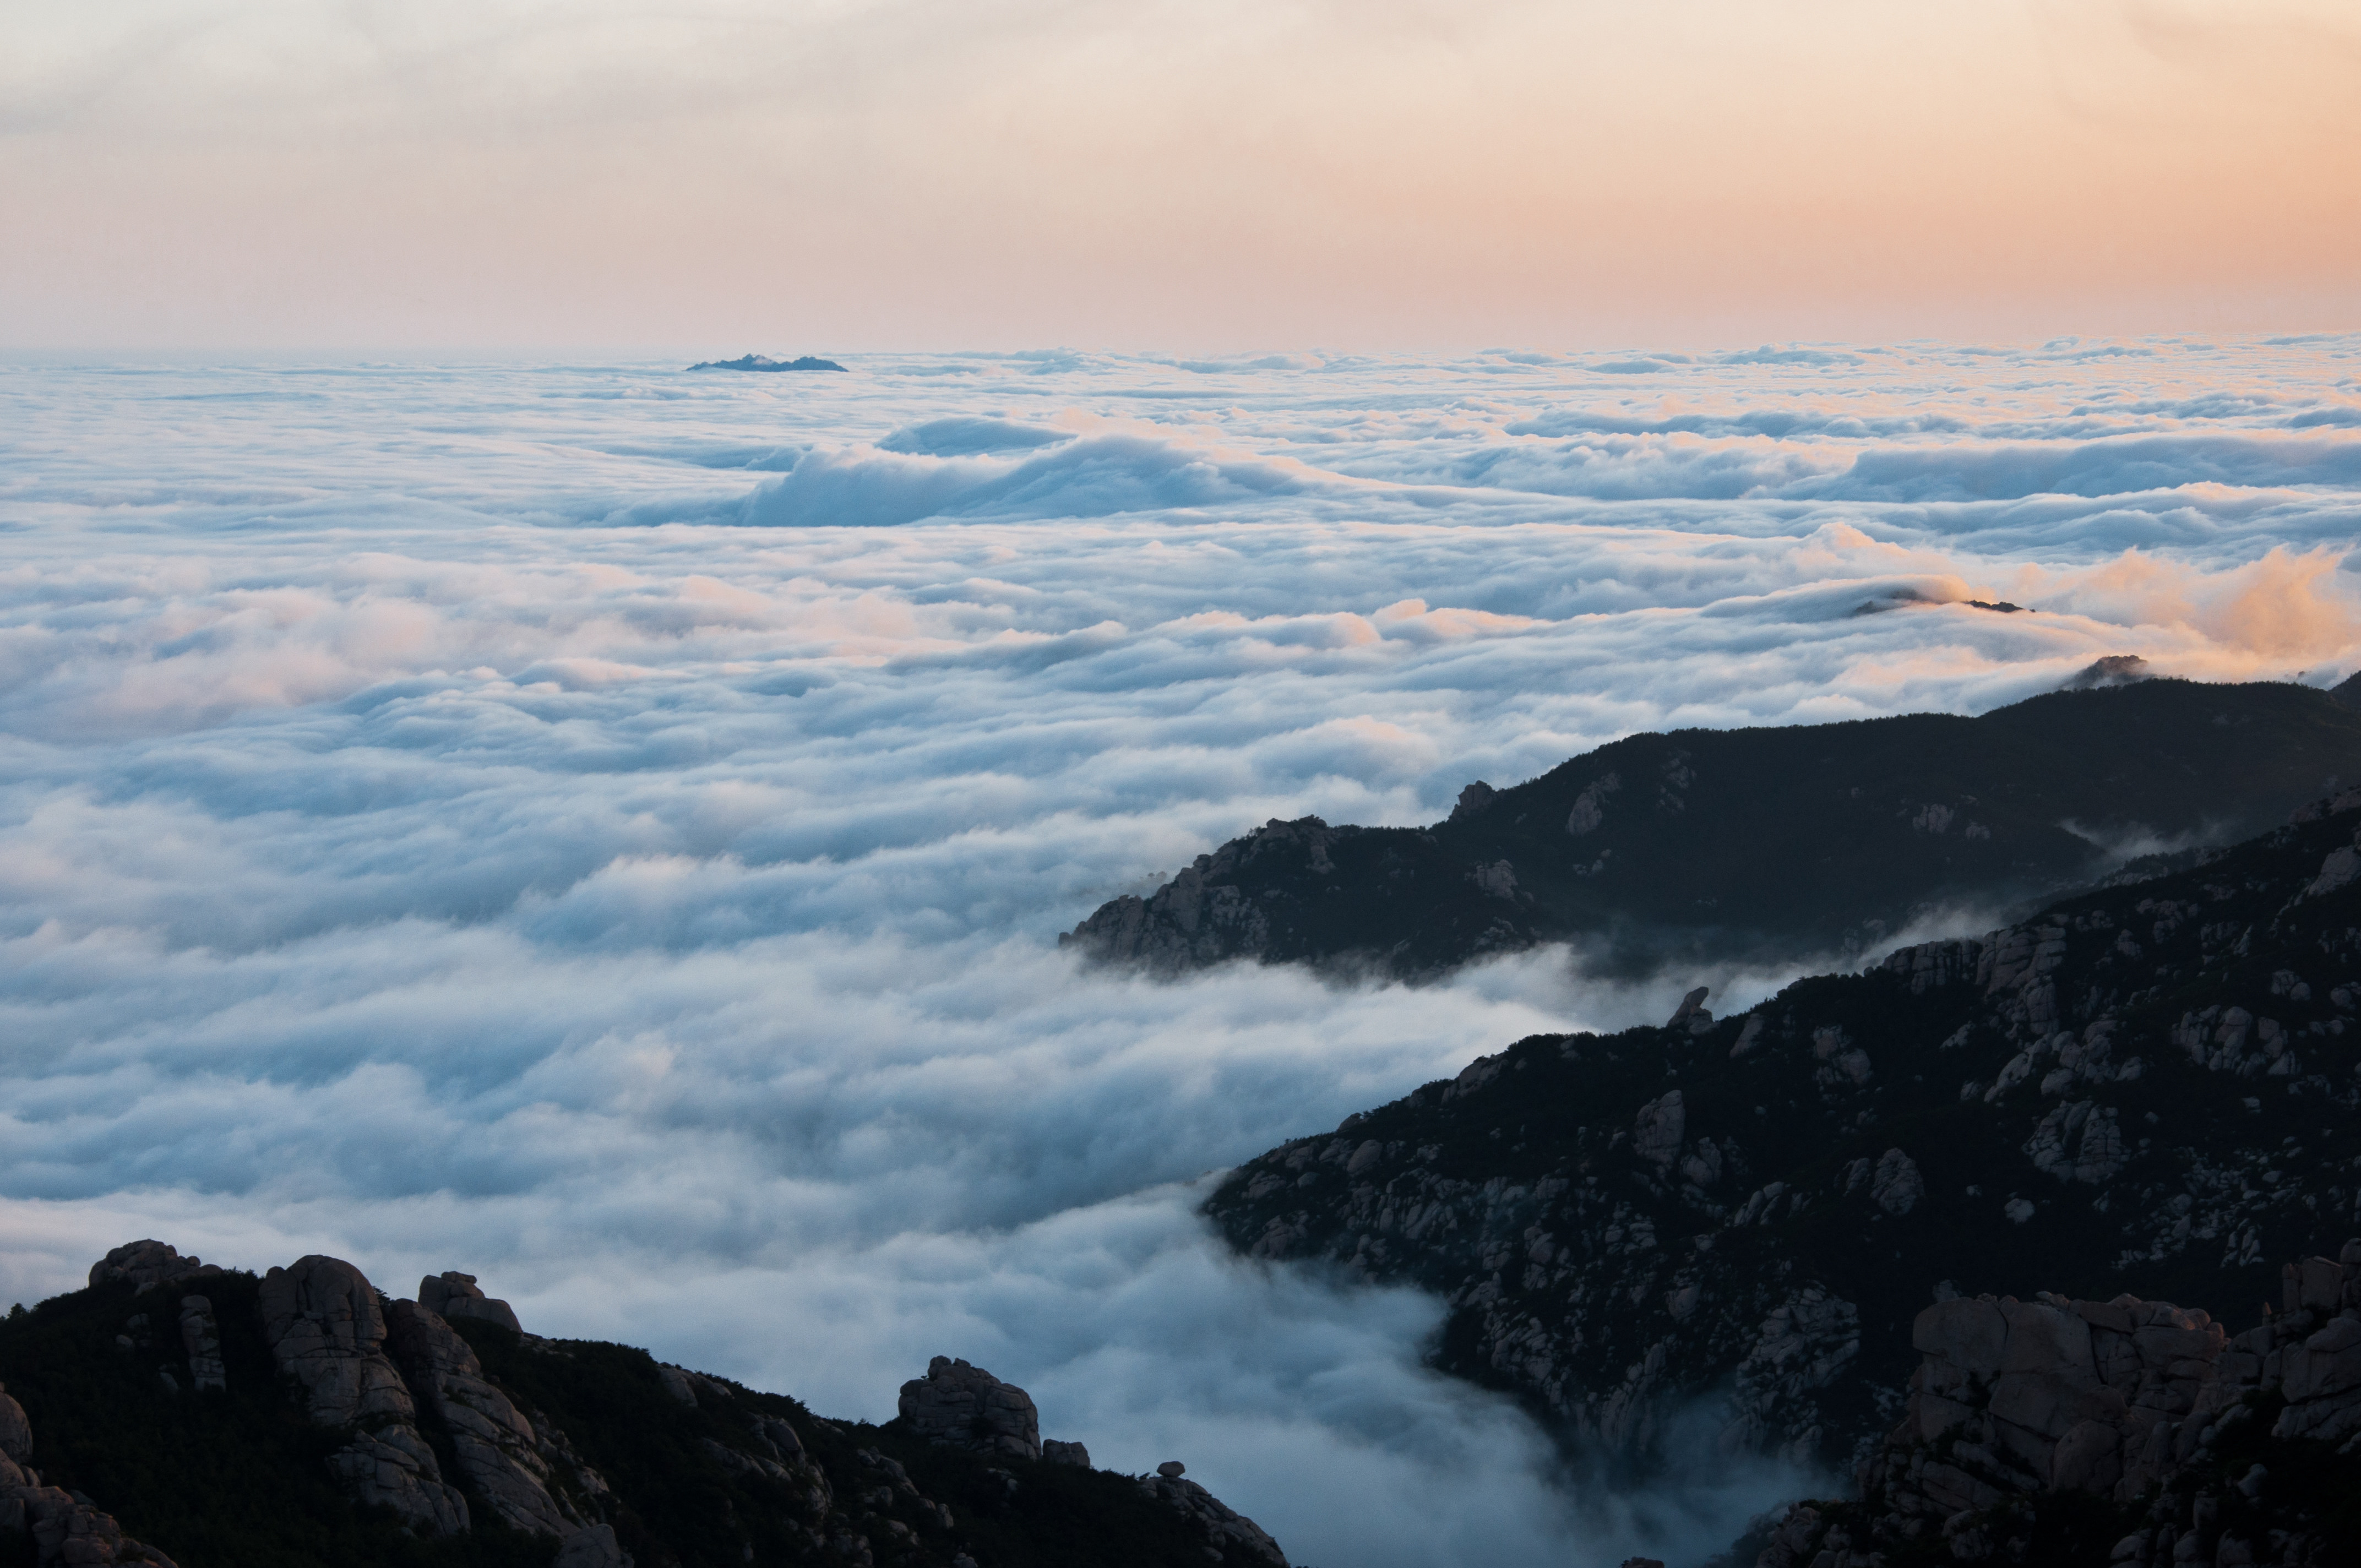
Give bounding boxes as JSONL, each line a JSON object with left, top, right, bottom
{"left": 1065, "top": 678, "right": 2361, "bottom": 982}
{"left": 1204, "top": 786, "right": 2361, "bottom": 1485}
{"left": 687, "top": 356, "right": 848, "bottom": 373}
{"left": 0, "top": 1248, "right": 1283, "bottom": 1568}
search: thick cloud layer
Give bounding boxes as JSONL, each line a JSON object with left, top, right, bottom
{"left": 3, "top": 339, "right": 2358, "bottom": 1564}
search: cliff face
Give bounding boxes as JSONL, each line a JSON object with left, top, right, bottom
{"left": 1756, "top": 1245, "right": 2361, "bottom": 1566}
{"left": 0, "top": 1246, "right": 1285, "bottom": 1568}
{"left": 1204, "top": 790, "right": 2361, "bottom": 1471}
{"left": 1066, "top": 679, "right": 2361, "bottom": 981}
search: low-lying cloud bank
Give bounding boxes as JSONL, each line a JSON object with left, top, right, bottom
{"left": 2, "top": 338, "right": 2358, "bottom": 1564}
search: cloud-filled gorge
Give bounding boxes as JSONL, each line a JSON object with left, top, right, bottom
{"left": 3, "top": 339, "right": 2359, "bottom": 1565}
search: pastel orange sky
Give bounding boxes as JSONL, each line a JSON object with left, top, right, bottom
{"left": 5, "top": 0, "right": 2357, "bottom": 350}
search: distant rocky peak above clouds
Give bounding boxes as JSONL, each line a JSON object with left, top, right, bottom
{"left": 1064, "top": 679, "right": 2361, "bottom": 983}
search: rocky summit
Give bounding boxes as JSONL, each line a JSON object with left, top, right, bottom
{"left": 1065, "top": 678, "right": 2361, "bottom": 982}
{"left": 1204, "top": 785, "right": 2361, "bottom": 1493}
{"left": 0, "top": 1248, "right": 1285, "bottom": 1568}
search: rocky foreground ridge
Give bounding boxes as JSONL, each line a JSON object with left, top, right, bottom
{"left": 1206, "top": 785, "right": 2361, "bottom": 1482}
{"left": 1067, "top": 677, "right": 2361, "bottom": 982}
{"left": 0, "top": 1243, "right": 1283, "bottom": 1568}
{"left": 1753, "top": 1243, "right": 2361, "bottom": 1566}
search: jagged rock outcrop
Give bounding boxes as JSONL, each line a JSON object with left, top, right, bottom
{"left": 257, "top": 1255, "right": 418, "bottom": 1429}
{"left": 257, "top": 1254, "right": 470, "bottom": 1533}
{"left": 9, "top": 1251, "right": 1281, "bottom": 1568}
{"left": 1, "top": 1381, "right": 178, "bottom": 1566}
{"left": 897, "top": 1356, "right": 1043, "bottom": 1461}
{"left": 1207, "top": 789, "right": 2361, "bottom": 1468}
{"left": 88, "top": 1242, "right": 220, "bottom": 1294}
{"left": 386, "top": 1298, "right": 580, "bottom": 1538}
{"left": 1759, "top": 1243, "right": 2361, "bottom": 1566}
{"left": 418, "top": 1270, "right": 524, "bottom": 1335}
{"left": 1067, "top": 679, "right": 2361, "bottom": 981}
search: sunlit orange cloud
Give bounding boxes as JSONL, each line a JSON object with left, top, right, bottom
{"left": 2001, "top": 547, "right": 2361, "bottom": 677}
{"left": 2, "top": 0, "right": 2357, "bottom": 347}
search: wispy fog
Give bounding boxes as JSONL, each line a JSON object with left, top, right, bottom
{"left": 3, "top": 341, "right": 2357, "bottom": 1564}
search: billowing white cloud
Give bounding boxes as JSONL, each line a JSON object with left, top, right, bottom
{"left": 2, "top": 339, "right": 2358, "bottom": 1564}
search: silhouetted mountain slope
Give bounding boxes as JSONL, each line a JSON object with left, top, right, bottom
{"left": 1066, "top": 680, "right": 2361, "bottom": 981}
{"left": 1205, "top": 788, "right": 2361, "bottom": 1474}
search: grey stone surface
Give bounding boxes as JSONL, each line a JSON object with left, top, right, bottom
{"left": 257, "top": 1255, "right": 470, "bottom": 1536}
{"left": 897, "top": 1357, "right": 1041, "bottom": 1461}
{"left": 1762, "top": 1244, "right": 2361, "bottom": 1568}
{"left": 326, "top": 1428, "right": 471, "bottom": 1537}
{"left": 258, "top": 1256, "right": 417, "bottom": 1429}
{"left": 388, "top": 1298, "right": 575, "bottom": 1538}
{"left": 418, "top": 1271, "right": 525, "bottom": 1336}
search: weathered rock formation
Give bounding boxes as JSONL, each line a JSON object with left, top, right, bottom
{"left": 257, "top": 1253, "right": 471, "bottom": 1534}
{"left": 897, "top": 1356, "right": 1043, "bottom": 1460}
{"left": 386, "top": 1298, "right": 583, "bottom": 1538}
{"left": 257, "top": 1255, "right": 420, "bottom": 1430}
{"left": 417, "top": 1269, "right": 524, "bottom": 1334}
{"left": 88, "top": 1242, "right": 219, "bottom": 1294}
{"left": 1759, "top": 1243, "right": 2361, "bottom": 1566}
{"left": 7, "top": 1248, "right": 1285, "bottom": 1568}
{"left": 1067, "top": 679, "right": 2361, "bottom": 981}
{"left": 1206, "top": 788, "right": 2361, "bottom": 1468}
{"left": 896, "top": 1358, "right": 1286, "bottom": 1561}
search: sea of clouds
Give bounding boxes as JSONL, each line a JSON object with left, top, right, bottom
{"left": 3, "top": 337, "right": 2358, "bottom": 1564}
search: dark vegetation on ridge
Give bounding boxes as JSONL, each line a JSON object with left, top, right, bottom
{"left": 1067, "top": 677, "right": 2361, "bottom": 982}
{"left": 1203, "top": 781, "right": 2361, "bottom": 1564}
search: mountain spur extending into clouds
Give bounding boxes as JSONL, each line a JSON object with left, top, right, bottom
{"left": 1, "top": 337, "right": 2358, "bottom": 1567}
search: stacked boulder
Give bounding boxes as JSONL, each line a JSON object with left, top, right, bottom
{"left": 418, "top": 1270, "right": 524, "bottom": 1335}
{"left": 1760, "top": 1242, "right": 2361, "bottom": 1567}
{"left": 897, "top": 1357, "right": 1046, "bottom": 1461}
